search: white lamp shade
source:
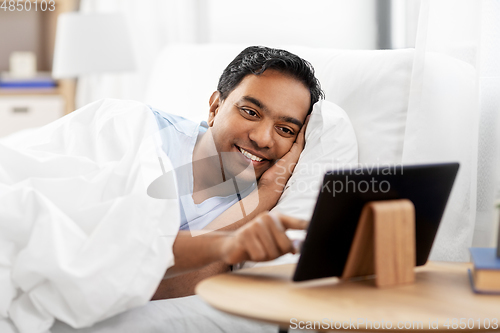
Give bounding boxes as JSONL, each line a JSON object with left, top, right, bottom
{"left": 52, "top": 13, "right": 137, "bottom": 78}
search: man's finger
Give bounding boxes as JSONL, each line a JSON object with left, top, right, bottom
{"left": 273, "top": 213, "right": 309, "bottom": 230}
{"left": 294, "top": 114, "right": 310, "bottom": 147}
{"left": 254, "top": 216, "right": 281, "bottom": 259}
{"left": 242, "top": 228, "right": 268, "bottom": 261}
{"left": 266, "top": 213, "right": 294, "bottom": 254}
{"left": 298, "top": 114, "right": 310, "bottom": 136}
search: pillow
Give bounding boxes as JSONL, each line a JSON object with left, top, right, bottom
{"left": 272, "top": 99, "right": 358, "bottom": 220}
{"left": 285, "top": 47, "right": 413, "bottom": 165}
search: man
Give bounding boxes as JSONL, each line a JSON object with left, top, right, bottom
{"left": 152, "top": 46, "right": 324, "bottom": 298}
{"left": 0, "top": 46, "right": 324, "bottom": 331}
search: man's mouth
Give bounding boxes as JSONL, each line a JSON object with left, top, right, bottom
{"left": 236, "top": 146, "right": 265, "bottom": 163}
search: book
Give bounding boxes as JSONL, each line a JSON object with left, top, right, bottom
{"left": 0, "top": 72, "right": 56, "bottom": 88}
{"left": 469, "top": 247, "right": 500, "bottom": 294}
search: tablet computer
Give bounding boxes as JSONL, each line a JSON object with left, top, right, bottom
{"left": 293, "top": 162, "right": 459, "bottom": 282}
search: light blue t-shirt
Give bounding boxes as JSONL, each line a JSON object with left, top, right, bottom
{"left": 150, "top": 108, "right": 255, "bottom": 231}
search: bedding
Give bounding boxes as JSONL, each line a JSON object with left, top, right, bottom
{"left": 51, "top": 296, "right": 277, "bottom": 333}
{"left": 0, "top": 99, "right": 180, "bottom": 333}
{"left": 0, "top": 96, "right": 358, "bottom": 332}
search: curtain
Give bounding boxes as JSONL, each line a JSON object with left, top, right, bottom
{"left": 403, "top": 0, "right": 500, "bottom": 261}
{"left": 75, "top": 0, "right": 203, "bottom": 108}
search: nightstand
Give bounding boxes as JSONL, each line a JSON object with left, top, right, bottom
{"left": 196, "top": 262, "right": 500, "bottom": 332}
{"left": 0, "top": 89, "right": 64, "bottom": 137}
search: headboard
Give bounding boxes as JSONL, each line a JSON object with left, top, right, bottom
{"left": 144, "top": 44, "right": 414, "bottom": 165}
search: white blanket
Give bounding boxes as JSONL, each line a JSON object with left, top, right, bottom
{"left": 0, "top": 99, "right": 180, "bottom": 333}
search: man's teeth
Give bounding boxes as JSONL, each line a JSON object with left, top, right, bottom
{"left": 239, "top": 147, "right": 263, "bottom": 162}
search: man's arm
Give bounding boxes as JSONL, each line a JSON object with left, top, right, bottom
{"left": 152, "top": 116, "right": 310, "bottom": 299}
{"left": 152, "top": 261, "right": 228, "bottom": 300}
{"left": 152, "top": 213, "right": 307, "bottom": 299}
{"left": 151, "top": 199, "right": 262, "bottom": 300}
{"left": 167, "top": 213, "right": 307, "bottom": 276}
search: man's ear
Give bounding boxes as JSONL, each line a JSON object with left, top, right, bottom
{"left": 208, "top": 91, "right": 220, "bottom": 127}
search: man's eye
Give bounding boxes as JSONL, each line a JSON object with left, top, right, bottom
{"left": 242, "top": 108, "right": 257, "bottom": 117}
{"left": 278, "top": 127, "right": 295, "bottom": 135}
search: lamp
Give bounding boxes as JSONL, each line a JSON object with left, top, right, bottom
{"left": 52, "top": 12, "right": 136, "bottom": 78}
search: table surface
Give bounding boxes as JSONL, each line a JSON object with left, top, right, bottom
{"left": 196, "top": 262, "right": 500, "bottom": 332}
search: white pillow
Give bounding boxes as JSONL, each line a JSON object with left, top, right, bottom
{"left": 285, "top": 47, "right": 414, "bottom": 165}
{"left": 272, "top": 100, "right": 358, "bottom": 220}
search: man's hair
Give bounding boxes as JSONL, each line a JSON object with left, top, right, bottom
{"left": 217, "top": 46, "right": 325, "bottom": 114}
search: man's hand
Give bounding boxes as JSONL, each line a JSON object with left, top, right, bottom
{"left": 164, "top": 212, "right": 308, "bottom": 278}
{"left": 219, "top": 212, "right": 308, "bottom": 265}
{"left": 157, "top": 212, "right": 307, "bottom": 299}
{"left": 258, "top": 115, "right": 310, "bottom": 195}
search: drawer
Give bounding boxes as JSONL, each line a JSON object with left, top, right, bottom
{"left": 0, "top": 95, "right": 65, "bottom": 138}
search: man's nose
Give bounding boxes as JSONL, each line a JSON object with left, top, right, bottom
{"left": 249, "top": 123, "right": 274, "bottom": 149}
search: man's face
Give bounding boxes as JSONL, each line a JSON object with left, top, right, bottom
{"left": 207, "top": 69, "right": 310, "bottom": 182}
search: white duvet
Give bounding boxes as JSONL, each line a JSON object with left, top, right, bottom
{"left": 0, "top": 99, "right": 180, "bottom": 333}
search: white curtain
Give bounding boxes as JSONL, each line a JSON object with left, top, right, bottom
{"left": 404, "top": 0, "right": 500, "bottom": 261}
{"left": 76, "top": 0, "right": 202, "bottom": 108}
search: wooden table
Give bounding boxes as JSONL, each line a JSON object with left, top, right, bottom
{"left": 196, "top": 262, "right": 500, "bottom": 332}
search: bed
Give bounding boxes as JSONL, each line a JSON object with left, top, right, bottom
{"left": 55, "top": 44, "right": 415, "bottom": 333}
{"left": 3, "top": 44, "right": 446, "bottom": 333}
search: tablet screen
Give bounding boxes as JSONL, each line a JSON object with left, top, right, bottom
{"left": 293, "top": 162, "right": 459, "bottom": 282}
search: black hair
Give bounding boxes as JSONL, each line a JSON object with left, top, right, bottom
{"left": 217, "top": 46, "right": 325, "bottom": 115}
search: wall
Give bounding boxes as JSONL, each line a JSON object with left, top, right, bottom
{"left": 206, "top": 0, "right": 378, "bottom": 49}
{"left": 0, "top": 10, "right": 41, "bottom": 71}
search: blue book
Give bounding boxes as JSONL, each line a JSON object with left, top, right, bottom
{"left": 469, "top": 247, "right": 500, "bottom": 294}
{"left": 0, "top": 72, "right": 56, "bottom": 88}
{"left": 0, "top": 81, "right": 56, "bottom": 88}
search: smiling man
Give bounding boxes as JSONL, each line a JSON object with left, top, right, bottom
{"left": 152, "top": 46, "right": 324, "bottom": 298}
{"left": 206, "top": 67, "right": 311, "bottom": 181}
{"left": 0, "top": 46, "right": 327, "bottom": 330}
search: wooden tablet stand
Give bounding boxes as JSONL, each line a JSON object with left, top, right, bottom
{"left": 342, "top": 199, "right": 416, "bottom": 287}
